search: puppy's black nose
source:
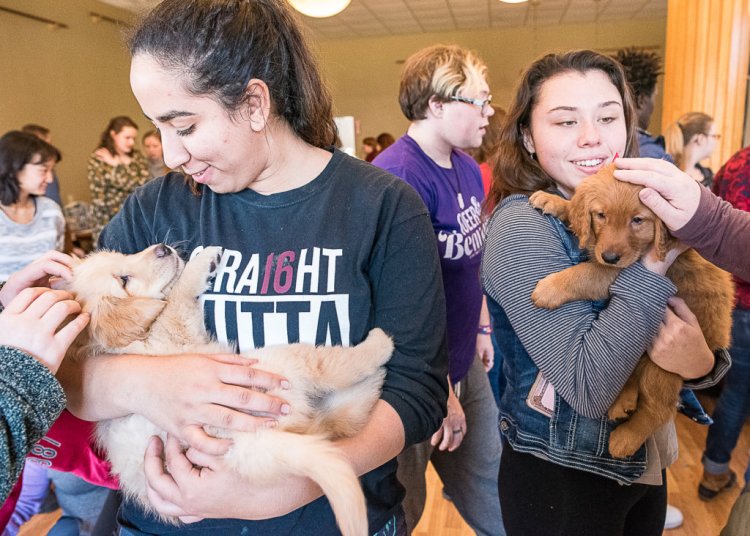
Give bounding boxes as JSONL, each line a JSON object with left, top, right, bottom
{"left": 602, "top": 252, "right": 621, "bottom": 265}
{"left": 154, "top": 244, "right": 172, "bottom": 258}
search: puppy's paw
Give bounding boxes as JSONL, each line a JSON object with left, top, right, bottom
{"left": 180, "top": 246, "right": 224, "bottom": 297}
{"left": 529, "top": 191, "right": 568, "bottom": 218}
{"left": 608, "top": 427, "right": 642, "bottom": 459}
{"left": 608, "top": 398, "right": 636, "bottom": 421}
{"left": 531, "top": 274, "right": 567, "bottom": 309}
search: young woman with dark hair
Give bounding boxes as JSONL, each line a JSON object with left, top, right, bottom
{"left": 0, "top": 131, "right": 63, "bottom": 282}
{"left": 61, "top": 1, "right": 447, "bottom": 534}
{"left": 481, "top": 50, "right": 728, "bottom": 536}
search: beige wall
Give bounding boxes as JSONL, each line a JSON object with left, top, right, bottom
{"left": 0, "top": 0, "right": 140, "bottom": 204}
{"left": 315, "top": 18, "right": 667, "bottom": 158}
{"left": 0, "top": 3, "right": 666, "bottom": 201}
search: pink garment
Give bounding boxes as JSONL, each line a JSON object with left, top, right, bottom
{"left": 27, "top": 410, "right": 117, "bottom": 490}
{"left": 0, "top": 411, "right": 118, "bottom": 532}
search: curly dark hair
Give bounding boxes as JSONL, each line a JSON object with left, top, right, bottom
{"left": 612, "top": 48, "right": 662, "bottom": 101}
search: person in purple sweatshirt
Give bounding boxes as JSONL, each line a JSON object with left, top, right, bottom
{"left": 373, "top": 44, "right": 503, "bottom": 536}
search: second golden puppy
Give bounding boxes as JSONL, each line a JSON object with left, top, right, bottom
{"left": 66, "top": 244, "right": 393, "bottom": 536}
{"left": 529, "top": 164, "right": 733, "bottom": 458}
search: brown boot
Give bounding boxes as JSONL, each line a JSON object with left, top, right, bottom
{"left": 699, "top": 470, "right": 737, "bottom": 500}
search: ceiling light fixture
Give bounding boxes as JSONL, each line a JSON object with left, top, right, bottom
{"left": 288, "top": 0, "right": 351, "bottom": 18}
{"left": 499, "top": 0, "right": 529, "bottom": 4}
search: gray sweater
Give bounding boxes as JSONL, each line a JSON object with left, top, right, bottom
{"left": 0, "top": 346, "right": 66, "bottom": 502}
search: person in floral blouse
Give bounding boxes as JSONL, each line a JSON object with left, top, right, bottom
{"left": 87, "top": 116, "right": 150, "bottom": 241}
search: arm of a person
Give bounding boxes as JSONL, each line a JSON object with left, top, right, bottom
{"left": 142, "top": 401, "right": 405, "bottom": 521}
{"left": 614, "top": 157, "right": 750, "bottom": 280}
{"left": 481, "top": 199, "right": 676, "bottom": 418}
{"left": 0, "top": 346, "right": 66, "bottom": 503}
{"left": 59, "top": 350, "right": 291, "bottom": 455}
{"left": 674, "top": 185, "right": 750, "bottom": 281}
{"left": 476, "top": 296, "right": 494, "bottom": 371}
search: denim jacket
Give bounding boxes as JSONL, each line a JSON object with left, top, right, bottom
{"left": 487, "top": 196, "right": 650, "bottom": 484}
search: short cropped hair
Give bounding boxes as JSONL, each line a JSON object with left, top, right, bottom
{"left": 613, "top": 48, "right": 663, "bottom": 101}
{"left": 398, "top": 44, "right": 488, "bottom": 121}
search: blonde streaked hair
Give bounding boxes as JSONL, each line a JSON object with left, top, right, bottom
{"left": 399, "top": 44, "right": 488, "bottom": 121}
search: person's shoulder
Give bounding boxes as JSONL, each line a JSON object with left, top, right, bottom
{"left": 36, "top": 196, "right": 62, "bottom": 211}
{"left": 333, "top": 151, "right": 429, "bottom": 219}
{"left": 454, "top": 149, "right": 480, "bottom": 169}
{"left": 719, "top": 145, "right": 750, "bottom": 177}
{"left": 371, "top": 136, "right": 421, "bottom": 173}
{"left": 488, "top": 193, "right": 554, "bottom": 237}
{"left": 336, "top": 151, "right": 425, "bottom": 198}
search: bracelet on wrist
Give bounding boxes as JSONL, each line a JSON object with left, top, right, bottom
{"left": 478, "top": 324, "right": 492, "bottom": 335}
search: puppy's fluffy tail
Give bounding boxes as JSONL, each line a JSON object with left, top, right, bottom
{"left": 227, "top": 430, "right": 368, "bottom": 536}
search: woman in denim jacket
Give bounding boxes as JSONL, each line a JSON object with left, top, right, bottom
{"left": 480, "top": 50, "right": 729, "bottom": 536}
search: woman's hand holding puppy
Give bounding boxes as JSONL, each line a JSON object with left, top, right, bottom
{"left": 136, "top": 354, "right": 292, "bottom": 455}
{"left": 647, "top": 296, "right": 714, "bottom": 380}
{"left": 63, "top": 352, "right": 292, "bottom": 456}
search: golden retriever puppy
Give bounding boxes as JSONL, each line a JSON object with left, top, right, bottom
{"left": 66, "top": 244, "right": 394, "bottom": 536}
{"left": 528, "top": 164, "right": 733, "bottom": 458}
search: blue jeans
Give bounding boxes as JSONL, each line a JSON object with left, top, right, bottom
{"left": 486, "top": 332, "right": 504, "bottom": 409}
{"left": 703, "top": 308, "right": 750, "bottom": 476}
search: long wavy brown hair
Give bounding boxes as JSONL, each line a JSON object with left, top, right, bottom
{"left": 487, "top": 50, "right": 639, "bottom": 209}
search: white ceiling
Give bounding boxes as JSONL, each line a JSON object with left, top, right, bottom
{"left": 99, "top": 0, "right": 667, "bottom": 40}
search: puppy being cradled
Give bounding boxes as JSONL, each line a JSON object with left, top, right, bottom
{"left": 529, "top": 164, "right": 733, "bottom": 458}
{"left": 66, "top": 244, "right": 394, "bottom": 536}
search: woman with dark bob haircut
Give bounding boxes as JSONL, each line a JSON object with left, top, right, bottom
{"left": 60, "top": 1, "right": 447, "bottom": 535}
{"left": 0, "top": 131, "right": 64, "bottom": 282}
{"left": 481, "top": 50, "right": 728, "bottom": 535}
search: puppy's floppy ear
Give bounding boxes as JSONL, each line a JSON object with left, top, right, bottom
{"left": 653, "top": 219, "right": 676, "bottom": 262}
{"left": 568, "top": 185, "right": 593, "bottom": 249}
{"left": 89, "top": 296, "right": 166, "bottom": 349}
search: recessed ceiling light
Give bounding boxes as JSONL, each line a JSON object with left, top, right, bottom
{"left": 289, "top": 0, "right": 351, "bottom": 18}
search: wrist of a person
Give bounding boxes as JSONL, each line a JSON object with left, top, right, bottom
{"left": 478, "top": 324, "right": 492, "bottom": 335}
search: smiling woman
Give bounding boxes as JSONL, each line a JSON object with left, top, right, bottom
{"left": 481, "top": 49, "right": 725, "bottom": 536}
{"left": 0, "top": 131, "right": 64, "bottom": 282}
{"left": 60, "top": 1, "right": 448, "bottom": 535}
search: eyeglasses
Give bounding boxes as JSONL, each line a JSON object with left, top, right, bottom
{"left": 708, "top": 133, "right": 722, "bottom": 140}
{"left": 450, "top": 94, "right": 493, "bottom": 115}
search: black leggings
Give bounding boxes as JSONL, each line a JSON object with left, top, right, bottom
{"left": 499, "top": 439, "right": 666, "bottom": 536}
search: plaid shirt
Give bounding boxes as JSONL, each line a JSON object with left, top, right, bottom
{"left": 712, "top": 146, "right": 750, "bottom": 309}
